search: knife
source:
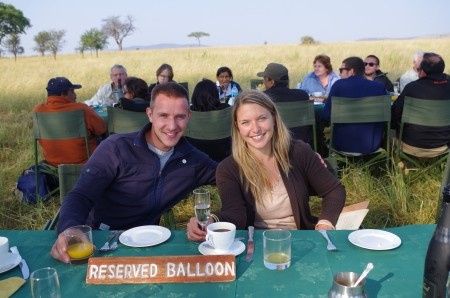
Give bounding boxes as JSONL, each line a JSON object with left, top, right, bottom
{"left": 10, "top": 246, "right": 30, "bottom": 279}
{"left": 245, "top": 226, "right": 254, "bottom": 262}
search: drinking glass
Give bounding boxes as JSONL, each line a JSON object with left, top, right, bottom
{"left": 63, "top": 225, "right": 94, "bottom": 262}
{"left": 30, "top": 267, "right": 61, "bottom": 298}
{"left": 193, "top": 187, "right": 211, "bottom": 230}
{"left": 263, "top": 229, "right": 291, "bottom": 270}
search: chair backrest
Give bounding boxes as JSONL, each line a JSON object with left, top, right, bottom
{"left": 276, "top": 100, "right": 317, "bottom": 151}
{"left": 250, "top": 79, "right": 264, "bottom": 90}
{"left": 179, "top": 82, "right": 189, "bottom": 94}
{"left": 185, "top": 108, "right": 232, "bottom": 140}
{"left": 107, "top": 106, "right": 149, "bottom": 134}
{"left": 58, "top": 164, "right": 83, "bottom": 204}
{"left": 401, "top": 97, "right": 450, "bottom": 128}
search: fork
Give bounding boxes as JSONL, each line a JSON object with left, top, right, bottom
{"left": 99, "top": 231, "right": 121, "bottom": 252}
{"left": 318, "top": 230, "right": 337, "bottom": 251}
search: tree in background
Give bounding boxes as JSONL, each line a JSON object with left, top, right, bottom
{"left": 300, "top": 35, "right": 318, "bottom": 45}
{"left": 0, "top": 2, "right": 31, "bottom": 44}
{"left": 3, "top": 33, "right": 23, "bottom": 60}
{"left": 187, "top": 31, "right": 209, "bottom": 46}
{"left": 47, "top": 30, "right": 65, "bottom": 59}
{"left": 102, "top": 15, "right": 135, "bottom": 51}
{"left": 33, "top": 31, "right": 50, "bottom": 56}
{"left": 80, "top": 28, "right": 108, "bottom": 57}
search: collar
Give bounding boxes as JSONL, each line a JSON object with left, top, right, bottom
{"left": 423, "top": 73, "right": 448, "bottom": 82}
{"left": 46, "top": 95, "right": 72, "bottom": 104}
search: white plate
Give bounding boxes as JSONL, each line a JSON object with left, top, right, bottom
{"left": 119, "top": 225, "right": 171, "bottom": 247}
{"left": 348, "top": 229, "right": 401, "bottom": 250}
{"left": 198, "top": 240, "right": 245, "bottom": 256}
{"left": 0, "top": 252, "right": 21, "bottom": 274}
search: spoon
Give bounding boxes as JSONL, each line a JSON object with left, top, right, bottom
{"left": 353, "top": 262, "right": 374, "bottom": 287}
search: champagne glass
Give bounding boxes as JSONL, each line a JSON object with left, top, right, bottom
{"left": 193, "top": 188, "right": 211, "bottom": 230}
{"left": 30, "top": 267, "right": 61, "bottom": 298}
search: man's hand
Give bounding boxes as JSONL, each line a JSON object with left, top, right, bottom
{"left": 50, "top": 233, "right": 70, "bottom": 263}
{"left": 186, "top": 217, "right": 207, "bottom": 242}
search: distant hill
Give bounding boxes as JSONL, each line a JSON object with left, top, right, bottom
{"left": 123, "top": 43, "right": 207, "bottom": 50}
{"left": 357, "top": 33, "right": 450, "bottom": 41}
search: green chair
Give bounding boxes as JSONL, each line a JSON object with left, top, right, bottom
{"left": 33, "top": 110, "right": 89, "bottom": 201}
{"left": 185, "top": 108, "right": 232, "bottom": 140}
{"left": 329, "top": 95, "right": 391, "bottom": 164}
{"left": 276, "top": 100, "right": 317, "bottom": 151}
{"left": 107, "top": 106, "right": 149, "bottom": 134}
{"left": 396, "top": 97, "right": 450, "bottom": 167}
{"left": 250, "top": 79, "right": 264, "bottom": 90}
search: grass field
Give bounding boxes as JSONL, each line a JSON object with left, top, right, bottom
{"left": 1, "top": 38, "right": 449, "bottom": 230}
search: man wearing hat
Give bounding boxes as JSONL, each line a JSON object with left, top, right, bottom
{"left": 33, "top": 77, "right": 107, "bottom": 166}
{"left": 257, "top": 62, "right": 312, "bottom": 144}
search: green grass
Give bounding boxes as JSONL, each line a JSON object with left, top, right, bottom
{"left": 1, "top": 38, "right": 449, "bottom": 230}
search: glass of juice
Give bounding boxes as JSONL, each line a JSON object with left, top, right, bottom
{"left": 63, "top": 225, "right": 94, "bottom": 263}
{"left": 263, "top": 229, "right": 291, "bottom": 270}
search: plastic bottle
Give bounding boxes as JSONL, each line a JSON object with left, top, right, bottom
{"left": 228, "top": 84, "right": 239, "bottom": 106}
{"left": 423, "top": 185, "right": 450, "bottom": 297}
{"left": 112, "top": 79, "right": 124, "bottom": 104}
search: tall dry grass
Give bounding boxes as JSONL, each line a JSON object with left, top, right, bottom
{"left": 0, "top": 38, "right": 449, "bottom": 229}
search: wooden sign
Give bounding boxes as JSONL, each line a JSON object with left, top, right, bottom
{"left": 86, "top": 255, "right": 236, "bottom": 284}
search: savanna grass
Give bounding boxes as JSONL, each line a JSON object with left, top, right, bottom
{"left": 1, "top": 38, "right": 449, "bottom": 230}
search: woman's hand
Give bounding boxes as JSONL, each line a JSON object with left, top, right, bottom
{"left": 186, "top": 217, "right": 207, "bottom": 242}
{"left": 315, "top": 219, "right": 335, "bottom": 230}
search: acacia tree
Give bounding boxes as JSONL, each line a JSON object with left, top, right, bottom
{"left": 187, "top": 31, "right": 209, "bottom": 46}
{"left": 80, "top": 28, "right": 107, "bottom": 57}
{"left": 47, "top": 30, "right": 65, "bottom": 59}
{"left": 3, "top": 33, "right": 23, "bottom": 60}
{"left": 102, "top": 15, "right": 135, "bottom": 51}
{"left": 300, "top": 35, "right": 318, "bottom": 45}
{"left": 33, "top": 31, "right": 50, "bottom": 56}
{"left": 0, "top": 2, "right": 31, "bottom": 44}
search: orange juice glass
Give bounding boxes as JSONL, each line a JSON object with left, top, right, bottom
{"left": 63, "top": 225, "right": 94, "bottom": 262}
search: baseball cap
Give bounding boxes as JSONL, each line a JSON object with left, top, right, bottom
{"left": 257, "top": 63, "right": 289, "bottom": 81}
{"left": 46, "top": 77, "right": 82, "bottom": 94}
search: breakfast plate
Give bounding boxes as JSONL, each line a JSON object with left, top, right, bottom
{"left": 0, "top": 252, "right": 21, "bottom": 274}
{"left": 348, "top": 229, "right": 401, "bottom": 250}
{"left": 119, "top": 225, "right": 171, "bottom": 247}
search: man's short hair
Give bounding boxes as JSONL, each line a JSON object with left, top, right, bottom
{"left": 110, "top": 64, "right": 127, "bottom": 74}
{"left": 420, "top": 52, "right": 445, "bottom": 75}
{"left": 150, "top": 82, "right": 189, "bottom": 107}
{"left": 342, "top": 56, "right": 365, "bottom": 76}
{"left": 365, "top": 55, "right": 380, "bottom": 65}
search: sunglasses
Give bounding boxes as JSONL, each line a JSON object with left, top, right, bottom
{"left": 339, "top": 67, "right": 349, "bottom": 74}
{"left": 364, "top": 62, "right": 377, "bottom": 67}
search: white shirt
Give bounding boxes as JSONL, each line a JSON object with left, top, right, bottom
{"left": 399, "top": 69, "right": 419, "bottom": 92}
{"left": 84, "top": 83, "right": 118, "bottom": 107}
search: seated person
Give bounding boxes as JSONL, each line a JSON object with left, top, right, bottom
{"left": 188, "top": 79, "right": 231, "bottom": 162}
{"left": 399, "top": 51, "right": 423, "bottom": 92}
{"left": 216, "top": 66, "right": 242, "bottom": 104}
{"left": 187, "top": 90, "right": 345, "bottom": 240}
{"left": 114, "top": 77, "right": 150, "bottom": 112}
{"left": 322, "top": 56, "right": 387, "bottom": 154}
{"left": 84, "top": 64, "right": 127, "bottom": 107}
{"left": 391, "top": 52, "right": 450, "bottom": 157}
{"left": 148, "top": 63, "right": 175, "bottom": 94}
{"left": 364, "top": 55, "right": 394, "bottom": 92}
{"left": 297, "top": 54, "right": 339, "bottom": 96}
{"left": 257, "top": 63, "right": 312, "bottom": 146}
{"left": 34, "top": 77, "right": 107, "bottom": 166}
{"left": 51, "top": 83, "right": 217, "bottom": 263}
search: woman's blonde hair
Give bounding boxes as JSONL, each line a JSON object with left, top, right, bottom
{"left": 231, "top": 90, "right": 292, "bottom": 202}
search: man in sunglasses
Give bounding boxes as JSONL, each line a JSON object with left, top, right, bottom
{"left": 364, "top": 55, "right": 394, "bottom": 92}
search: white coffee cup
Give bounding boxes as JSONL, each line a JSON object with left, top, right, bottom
{"left": 0, "top": 237, "right": 9, "bottom": 255}
{"left": 206, "top": 222, "right": 236, "bottom": 251}
{"left": 312, "top": 91, "right": 324, "bottom": 97}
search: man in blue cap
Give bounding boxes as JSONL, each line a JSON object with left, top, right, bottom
{"left": 33, "top": 77, "right": 107, "bottom": 166}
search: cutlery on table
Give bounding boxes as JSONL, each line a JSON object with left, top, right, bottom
{"left": 99, "top": 231, "right": 122, "bottom": 252}
{"left": 10, "top": 246, "right": 30, "bottom": 279}
{"left": 318, "top": 230, "right": 337, "bottom": 251}
{"left": 245, "top": 226, "right": 254, "bottom": 262}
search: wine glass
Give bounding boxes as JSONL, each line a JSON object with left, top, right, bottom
{"left": 193, "top": 187, "right": 211, "bottom": 230}
{"left": 30, "top": 267, "right": 61, "bottom": 298}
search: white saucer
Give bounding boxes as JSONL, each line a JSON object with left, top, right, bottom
{"left": 198, "top": 240, "right": 245, "bottom": 256}
{"left": 119, "top": 225, "right": 171, "bottom": 247}
{"left": 0, "top": 252, "right": 21, "bottom": 274}
{"left": 348, "top": 229, "right": 402, "bottom": 250}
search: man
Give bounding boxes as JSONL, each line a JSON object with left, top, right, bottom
{"left": 256, "top": 63, "right": 313, "bottom": 145}
{"left": 84, "top": 64, "right": 128, "bottom": 107}
{"left": 34, "top": 77, "right": 107, "bottom": 166}
{"left": 399, "top": 51, "right": 423, "bottom": 92}
{"left": 391, "top": 52, "right": 450, "bottom": 157}
{"left": 364, "top": 55, "right": 394, "bottom": 92}
{"left": 51, "top": 82, "right": 216, "bottom": 263}
{"left": 322, "top": 56, "right": 387, "bottom": 154}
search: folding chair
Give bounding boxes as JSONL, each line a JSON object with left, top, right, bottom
{"left": 277, "top": 100, "right": 317, "bottom": 151}
{"left": 329, "top": 95, "right": 391, "bottom": 165}
{"left": 250, "top": 79, "right": 264, "bottom": 90}
{"left": 33, "top": 110, "right": 89, "bottom": 201}
{"left": 179, "top": 82, "right": 189, "bottom": 94}
{"left": 396, "top": 97, "right": 450, "bottom": 168}
{"left": 107, "top": 106, "right": 149, "bottom": 134}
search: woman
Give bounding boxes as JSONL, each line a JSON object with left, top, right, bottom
{"left": 115, "top": 77, "right": 150, "bottom": 112}
{"left": 297, "top": 54, "right": 339, "bottom": 96}
{"left": 191, "top": 79, "right": 229, "bottom": 111}
{"left": 187, "top": 90, "right": 345, "bottom": 240}
{"left": 148, "top": 63, "right": 175, "bottom": 95}
{"left": 216, "top": 66, "right": 242, "bottom": 104}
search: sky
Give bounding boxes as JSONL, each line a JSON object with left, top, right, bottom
{"left": 4, "top": 0, "right": 450, "bottom": 55}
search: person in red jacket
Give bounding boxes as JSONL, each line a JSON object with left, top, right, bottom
{"left": 33, "top": 77, "right": 107, "bottom": 166}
